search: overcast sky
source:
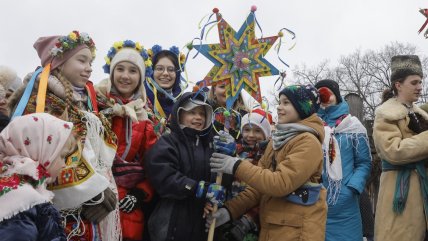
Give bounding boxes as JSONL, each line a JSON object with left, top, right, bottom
{"left": 2, "top": 0, "right": 428, "bottom": 111}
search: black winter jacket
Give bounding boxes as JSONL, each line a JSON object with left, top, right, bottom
{"left": 146, "top": 92, "right": 214, "bottom": 241}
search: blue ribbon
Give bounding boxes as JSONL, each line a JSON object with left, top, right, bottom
{"left": 12, "top": 67, "right": 44, "bottom": 119}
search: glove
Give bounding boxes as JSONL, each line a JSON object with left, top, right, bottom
{"left": 119, "top": 188, "right": 147, "bottom": 213}
{"left": 210, "top": 152, "right": 240, "bottom": 175}
{"left": 205, "top": 207, "right": 231, "bottom": 229}
{"left": 213, "top": 130, "right": 237, "bottom": 156}
{"left": 81, "top": 188, "right": 117, "bottom": 224}
{"left": 196, "top": 181, "right": 226, "bottom": 207}
{"left": 230, "top": 215, "right": 256, "bottom": 241}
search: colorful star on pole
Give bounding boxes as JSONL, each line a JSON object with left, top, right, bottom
{"left": 419, "top": 8, "right": 428, "bottom": 38}
{"left": 195, "top": 7, "right": 280, "bottom": 110}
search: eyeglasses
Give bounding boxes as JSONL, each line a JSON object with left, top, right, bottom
{"left": 154, "top": 65, "right": 176, "bottom": 74}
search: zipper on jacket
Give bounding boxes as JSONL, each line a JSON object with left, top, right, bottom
{"left": 195, "top": 135, "right": 200, "bottom": 146}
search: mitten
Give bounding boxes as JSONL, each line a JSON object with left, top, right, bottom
{"left": 213, "top": 130, "right": 237, "bottom": 156}
{"left": 196, "top": 181, "right": 226, "bottom": 207}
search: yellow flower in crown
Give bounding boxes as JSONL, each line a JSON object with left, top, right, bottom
{"left": 145, "top": 59, "right": 152, "bottom": 67}
{"left": 68, "top": 32, "right": 77, "bottom": 41}
{"left": 147, "top": 49, "right": 153, "bottom": 58}
{"left": 113, "top": 41, "right": 124, "bottom": 50}
{"left": 103, "top": 40, "right": 153, "bottom": 77}
{"left": 135, "top": 42, "right": 142, "bottom": 51}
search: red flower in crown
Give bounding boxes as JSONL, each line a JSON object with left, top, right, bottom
{"left": 47, "top": 135, "right": 52, "bottom": 144}
{"left": 32, "top": 116, "right": 39, "bottom": 122}
{"left": 64, "top": 123, "right": 70, "bottom": 129}
{"left": 24, "top": 137, "right": 31, "bottom": 146}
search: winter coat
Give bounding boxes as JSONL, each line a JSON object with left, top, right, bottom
{"left": 0, "top": 203, "right": 66, "bottom": 241}
{"left": 225, "top": 114, "right": 327, "bottom": 241}
{"left": 373, "top": 98, "right": 428, "bottom": 241}
{"left": 96, "top": 78, "right": 157, "bottom": 240}
{"left": 317, "top": 100, "right": 372, "bottom": 241}
{"left": 145, "top": 92, "right": 214, "bottom": 241}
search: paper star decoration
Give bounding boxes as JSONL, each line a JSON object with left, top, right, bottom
{"left": 195, "top": 7, "right": 280, "bottom": 109}
{"left": 419, "top": 8, "right": 428, "bottom": 38}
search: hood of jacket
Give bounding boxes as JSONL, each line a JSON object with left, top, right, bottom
{"left": 170, "top": 92, "right": 213, "bottom": 138}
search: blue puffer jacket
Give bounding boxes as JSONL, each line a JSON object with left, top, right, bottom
{"left": 317, "top": 100, "right": 372, "bottom": 241}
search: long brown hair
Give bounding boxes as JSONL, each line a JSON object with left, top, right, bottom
{"left": 381, "top": 77, "right": 406, "bottom": 104}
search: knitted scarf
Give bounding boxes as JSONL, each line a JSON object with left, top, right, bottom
{"left": 272, "top": 123, "right": 318, "bottom": 151}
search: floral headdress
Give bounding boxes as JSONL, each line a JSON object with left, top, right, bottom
{"left": 148, "top": 44, "right": 186, "bottom": 71}
{"left": 103, "top": 40, "right": 153, "bottom": 77}
{"left": 50, "top": 31, "right": 96, "bottom": 58}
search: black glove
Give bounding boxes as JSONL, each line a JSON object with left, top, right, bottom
{"left": 81, "top": 187, "right": 117, "bottom": 224}
{"left": 230, "top": 215, "right": 256, "bottom": 241}
{"left": 119, "top": 188, "right": 147, "bottom": 213}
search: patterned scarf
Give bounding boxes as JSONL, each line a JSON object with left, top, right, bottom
{"left": 0, "top": 113, "right": 73, "bottom": 221}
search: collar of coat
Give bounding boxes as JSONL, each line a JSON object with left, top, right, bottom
{"left": 375, "top": 97, "right": 428, "bottom": 121}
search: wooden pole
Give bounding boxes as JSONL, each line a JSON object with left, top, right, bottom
{"left": 207, "top": 173, "right": 223, "bottom": 241}
{"left": 208, "top": 109, "right": 230, "bottom": 241}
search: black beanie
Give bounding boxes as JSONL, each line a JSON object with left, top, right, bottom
{"left": 314, "top": 79, "right": 342, "bottom": 103}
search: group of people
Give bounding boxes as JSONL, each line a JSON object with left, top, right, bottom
{"left": 0, "top": 29, "right": 427, "bottom": 241}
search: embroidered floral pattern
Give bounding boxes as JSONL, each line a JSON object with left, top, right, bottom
{"left": 24, "top": 137, "right": 31, "bottom": 146}
{"left": 47, "top": 135, "right": 53, "bottom": 144}
{"left": 0, "top": 174, "right": 24, "bottom": 196}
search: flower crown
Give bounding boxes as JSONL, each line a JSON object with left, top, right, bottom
{"left": 103, "top": 40, "right": 153, "bottom": 77}
{"left": 148, "top": 44, "right": 186, "bottom": 70}
{"left": 50, "top": 31, "right": 96, "bottom": 58}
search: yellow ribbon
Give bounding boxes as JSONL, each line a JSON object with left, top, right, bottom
{"left": 147, "top": 78, "right": 166, "bottom": 118}
{"left": 36, "top": 64, "right": 51, "bottom": 113}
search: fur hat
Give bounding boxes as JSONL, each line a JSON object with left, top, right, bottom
{"left": 315, "top": 79, "right": 342, "bottom": 103}
{"left": 241, "top": 109, "right": 273, "bottom": 139}
{"left": 0, "top": 66, "right": 22, "bottom": 92}
{"left": 390, "top": 55, "right": 423, "bottom": 82}
{"left": 279, "top": 84, "right": 320, "bottom": 119}
{"left": 33, "top": 31, "right": 96, "bottom": 71}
